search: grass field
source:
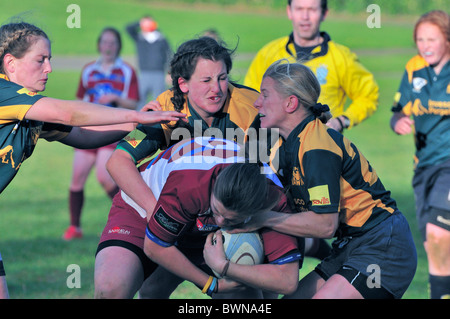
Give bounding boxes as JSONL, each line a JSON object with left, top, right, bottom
{"left": 0, "top": 0, "right": 431, "bottom": 299}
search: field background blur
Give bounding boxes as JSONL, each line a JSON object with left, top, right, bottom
{"left": 1, "top": 0, "right": 447, "bottom": 299}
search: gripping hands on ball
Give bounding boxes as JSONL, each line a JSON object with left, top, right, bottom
{"left": 204, "top": 229, "right": 264, "bottom": 278}
{"left": 204, "top": 230, "right": 230, "bottom": 278}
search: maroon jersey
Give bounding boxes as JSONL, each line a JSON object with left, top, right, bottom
{"left": 136, "top": 137, "right": 302, "bottom": 264}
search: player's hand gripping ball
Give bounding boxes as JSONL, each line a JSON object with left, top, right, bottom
{"left": 212, "top": 230, "right": 264, "bottom": 278}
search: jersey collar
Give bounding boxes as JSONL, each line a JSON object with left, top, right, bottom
{"left": 286, "top": 31, "right": 331, "bottom": 61}
{"left": 285, "top": 115, "right": 315, "bottom": 145}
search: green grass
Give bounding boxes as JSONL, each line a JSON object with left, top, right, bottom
{"left": 0, "top": 1, "right": 429, "bottom": 299}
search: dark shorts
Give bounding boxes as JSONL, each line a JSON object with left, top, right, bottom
{"left": 413, "top": 159, "right": 450, "bottom": 241}
{"left": 315, "top": 211, "right": 417, "bottom": 299}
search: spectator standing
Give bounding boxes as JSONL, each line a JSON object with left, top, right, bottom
{"left": 126, "top": 16, "right": 172, "bottom": 108}
{"left": 63, "top": 27, "right": 139, "bottom": 240}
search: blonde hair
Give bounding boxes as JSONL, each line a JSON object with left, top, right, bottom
{"left": 0, "top": 22, "right": 49, "bottom": 73}
{"left": 414, "top": 10, "right": 450, "bottom": 43}
{"left": 263, "top": 59, "right": 332, "bottom": 123}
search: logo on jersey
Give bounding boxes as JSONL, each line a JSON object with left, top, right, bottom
{"left": 16, "top": 87, "right": 39, "bottom": 96}
{"left": 0, "top": 145, "right": 15, "bottom": 168}
{"left": 308, "top": 185, "right": 331, "bottom": 206}
{"left": 291, "top": 167, "right": 303, "bottom": 186}
{"left": 196, "top": 218, "right": 219, "bottom": 232}
{"left": 316, "top": 65, "right": 328, "bottom": 85}
{"left": 153, "top": 206, "right": 185, "bottom": 235}
{"left": 108, "top": 226, "right": 131, "bottom": 235}
{"left": 196, "top": 207, "right": 220, "bottom": 232}
{"left": 412, "top": 77, "right": 427, "bottom": 93}
{"left": 124, "top": 129, "right": 146, "bottom": 148}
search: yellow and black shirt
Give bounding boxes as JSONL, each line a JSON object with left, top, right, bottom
{"left": 117, "top": 83, "right": 262, "bottom": 164}
{"left": 0, "top": 74, "right": 71, "bottom": 193}
{"left": 273, "top": 116, "right": 397, "bottom": 237}
{"left": 392, "top": 55, "right": 450, "bottom": 170}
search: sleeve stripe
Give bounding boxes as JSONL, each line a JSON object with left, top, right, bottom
{"left": 145, "top": 227, "right": 173, "bottom": 247}
{"left": 270, "top": 251, "right": 303, "bottom": 265}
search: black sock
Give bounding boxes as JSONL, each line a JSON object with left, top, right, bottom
{"left": 429, "top": 274, "right": 450, "bottom": 299}
{"left": 69, "top": 190, "right": 84, "bottom": 227}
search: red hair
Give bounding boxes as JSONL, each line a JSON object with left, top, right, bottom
{"left": 414, "top": 10, "right": 450, "bottom": 43}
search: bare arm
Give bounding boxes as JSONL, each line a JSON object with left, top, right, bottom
{"left": 204, "top": 231, "right": 299, "bottom": 295}
{"left": 263, "top": 210, "right": 338, "bottom": 238}
{"left": 144, "top": 237, "right": 212, "bottom": 291}
{"left": 106, "top": 149, "right": 157, "bottom": 216}
{"left": 229, "top": 209, "right": 339, "bottom": 239}
{"left": 25, "top": 97, "right": 185, "bottom": 127}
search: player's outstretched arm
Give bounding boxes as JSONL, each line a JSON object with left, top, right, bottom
{"left": 25, "top": 97, "right": 186, "bottom": 127}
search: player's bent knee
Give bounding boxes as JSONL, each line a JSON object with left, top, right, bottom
{"left": 94, "top": 246, "right": 144, "bottom": 299}
{"left": 94, "top": 274, "right": 125, "bottom": 299}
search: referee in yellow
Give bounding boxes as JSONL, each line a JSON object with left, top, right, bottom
{"left": 244, "top": 0, "right": 379, "bottom": 133}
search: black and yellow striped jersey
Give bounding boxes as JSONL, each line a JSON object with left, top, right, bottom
{"left": 273, "top": 116, "right": 397, "bottom": 237}
{"left": 0, "top": 74, "right": 71, "bottom": 193}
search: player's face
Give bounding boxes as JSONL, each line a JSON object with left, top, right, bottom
{"left": 98, "top": 31, "right": 120, "bottom": 62}
{"left": 287, "top": 0, "right": 326, "bottom": 45}
{"left": 9, "top": 36, "right": 52, "bottom": 92}
{"left": 210, "top": 194, "right": 251, "bottom": 229}
{"left": 416, "top": 22, "right": 450, "bottom": 71}
{"left": 254, "top": 76, "right": 290, "bottom": 137}
{"left": 179, "top": 58, "right": 228, "bottom": 125}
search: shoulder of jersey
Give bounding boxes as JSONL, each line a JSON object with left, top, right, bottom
{"left": 405, "top": 55, "right": 428, "bottom": 73}
{"left": 163, "top": 137, "right": 244, "bottom": 164}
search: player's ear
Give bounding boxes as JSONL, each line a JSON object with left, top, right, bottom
{"left": 178, "top": 77, "right": 189, "bottom": 93}
{"left": 286, "top": 3, "right": 293, "bottom": 21}
{"left": 3, "top": 53, "right": 16, "bottom": 74}
{"left": 285, "top": 95, "right": 299, "bottom": 113}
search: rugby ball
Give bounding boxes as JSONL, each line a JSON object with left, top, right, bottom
{"left": 212, "top": 230, "right": 264, "bottom": 278}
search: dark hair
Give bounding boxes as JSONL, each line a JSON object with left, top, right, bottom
{"left": 0, "top": 22, "right": 49, "bottom": 73}
{"left": 169, "top": 36, "right": 234, "bottom": 113}
{"left": 213, "top": 163, "right": 280, "bottom": 218}
{"left": 287, "top": 0, "right": 328, "bottom": 15}
{"left": 97, "top": 27, "right": 122, "bottom": 57}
